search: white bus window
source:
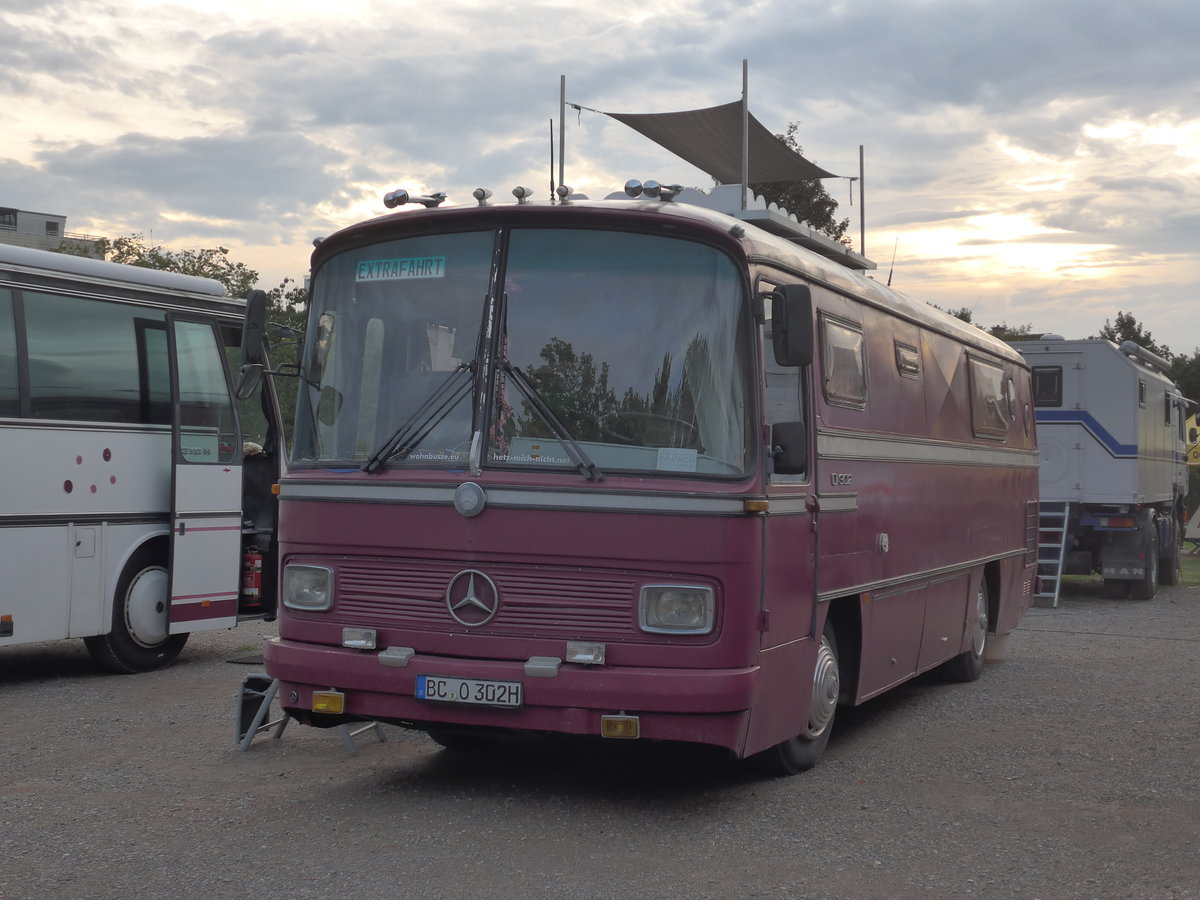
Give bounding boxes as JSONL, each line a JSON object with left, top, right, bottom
{"left": 0, "top": 289, "right": 16, "bottom": 416}
{"left": 25, "top": 291, "right": 170, "bottom": 424}
{"left": 175, "top": 319, "right": 238, "bottom": 464}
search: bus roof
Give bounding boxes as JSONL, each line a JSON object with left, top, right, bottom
{"left": 0, "top": 242, "right": 230, "bottom": 298}
{"left": 314, "top": 191, "right": 1024, "bottom": 367}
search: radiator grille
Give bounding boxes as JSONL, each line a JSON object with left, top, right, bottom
{"left": 336, "top": 559, "right": 645, "bottom": 639}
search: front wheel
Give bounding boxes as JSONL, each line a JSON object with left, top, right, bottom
{"left": 84, "top": 542, "right": 188, "bottom": 673}
{"left": 750, "top": 620, "right": 839, "bottom": 776}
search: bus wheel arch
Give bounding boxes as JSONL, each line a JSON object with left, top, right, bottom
{"left": 749, "top": 605, "right": 852, "bottom": 777}
{"left": 940, "top": 572, "right": 990, "bottom": 683}
{"left": 84, "top": 538, "right": 188, "bottom": 673}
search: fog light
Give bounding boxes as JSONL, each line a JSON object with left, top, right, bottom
{"left": 312, "top": 690, "right": 345, "bottom": 714}
{"left": 601, "top": 715, "right": 640, "bottom": 740}
{"left": 343, "top": 627, "right": 376, "bottom": 650}
{"left": 565, "top": 641, "right": 606, "bottom": 665}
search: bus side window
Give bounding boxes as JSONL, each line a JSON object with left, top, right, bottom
{"left": 26, "top": 290, "right": 169, "bottom": 424}
{"left": 821, "top": 316, "right": 867, "bottom": 408}
{"left": 0, "top": 289, "right": 17, "bottom": 417}
{"left": 760, "top": 280, "right": 802, "bottom": 426}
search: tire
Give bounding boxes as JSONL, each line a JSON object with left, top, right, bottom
{"left": 1130, "top": 524, "right": 1159, "bottom": 601}
{"left": 1158, "top": 516, "right": 1181, "bottom": 586}
{"left": 84, "top": 542, "right": 189, "bottom": 673}
{"left": 941, "top": 579, "right": 988, "bottom": 683}
{"left": 750, "top": 619, "right": 839, "bottom": 776}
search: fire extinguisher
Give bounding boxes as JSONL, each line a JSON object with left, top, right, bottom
{"left": 241, "top": 546, "right": 263, "bottom": 607}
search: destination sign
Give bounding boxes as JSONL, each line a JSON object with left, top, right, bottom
{"left": 355, "top": 256, "right": 446, "bottom": 282}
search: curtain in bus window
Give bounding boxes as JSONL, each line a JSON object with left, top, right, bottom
{"left": 0, "top": 289, "right": 17, "bottom": 416}
{"left": 174, "top": 320, "right": 238, "bottom": 464}
{"left": 24, "top": 291, "right": 169, "bottom": 424}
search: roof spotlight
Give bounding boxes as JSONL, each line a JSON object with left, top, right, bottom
{"left": 383, "top": 189, "right": 410, "bottom": 209}
{"left": 473, "top": 187, "right": 493, "bottom": 207}
{"left": 643, "top": 180, "right": 663, "bottom": 199}
{"left": 555, "top": 185, "right": 574, "bottom": 201}
{"left": 624, "top": 179, "right": 643, "bottom": 198}
{"left": 513, "top": 186, "right": 533, "bottom": 204}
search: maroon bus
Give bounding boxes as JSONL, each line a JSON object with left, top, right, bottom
{"left": 249, "top": 183, "right": 1038, "bottom": 774}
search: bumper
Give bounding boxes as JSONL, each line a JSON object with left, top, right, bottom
{"left": 264, "top": 636, "right": 757, "bottom": 754}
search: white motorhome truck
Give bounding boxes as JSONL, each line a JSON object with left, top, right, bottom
{"left": 1012, "top": 336, "right": 1188, "bottom": 604}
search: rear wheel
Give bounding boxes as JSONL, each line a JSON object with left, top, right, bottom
{"left": 1158, "top": 515, "right": 1181, "bottom": 586}
{"left": 84, "top": 542, "right": 188, "bottom": 673}
{"left": 1131, "top": 525, "right": 1159, "bottom": 601}
{"left": 750, "top": 620, "right": 839, "bottom": 776}
{"left": 941, "top": 579, "right": 988, "bottom": 682}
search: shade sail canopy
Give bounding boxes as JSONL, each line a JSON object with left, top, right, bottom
{"left": 605, "top": 100, "right": 836, "bottom": 184}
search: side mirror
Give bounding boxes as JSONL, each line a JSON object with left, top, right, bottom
{"left": 771, "top": 420, "right": 808, "bottom": 475}
{"left": 240, "top": 290, "right": 268, "bottom": 366}
{"left": 233, "top": 364, "right": 263, "bottom": 402}
{"left": 771, "top": 284, "right": 814, "bottom": 367}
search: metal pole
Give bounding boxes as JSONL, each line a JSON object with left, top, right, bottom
{"left": 559, "top": 75, "right": 566, "bottom": 191}
{"left": 741, "top": 59, "right": 749, "bottom": 210}
{"left": 859, "top": 144, "right": 866, "bottom": 258}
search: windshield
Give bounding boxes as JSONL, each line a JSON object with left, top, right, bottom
{"left": 292, "top": 231, "right": 492, "bottom": 463}
{"left": 294, "top": 225, "right": 751, "bottom": 477}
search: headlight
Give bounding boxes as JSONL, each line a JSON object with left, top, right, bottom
{"left": 283, "top": 564, "right": 333, "bottom": 611}
{"left": 639, "top": 585, "right": 714, "bottom": 634}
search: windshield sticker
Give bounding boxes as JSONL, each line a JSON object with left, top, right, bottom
{"left": 355, "top": 257, "right": 446, "bottom": 282}
{"left": 657, "top": 447, "right": 698, "bottom": 473}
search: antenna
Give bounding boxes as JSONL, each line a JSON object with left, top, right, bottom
{"left": 886, "top": 237, "right": 898, "bottom": 287}
{"left": 549, "top": 119, "right": 556, "bottom": 197}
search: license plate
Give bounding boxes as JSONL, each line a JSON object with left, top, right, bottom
{"left": 415, "top": 674, "right": 522, "bottom": 709}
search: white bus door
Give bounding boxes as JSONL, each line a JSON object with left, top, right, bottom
{"left": 167, "top": 317, "right": 243, "bottom": 634}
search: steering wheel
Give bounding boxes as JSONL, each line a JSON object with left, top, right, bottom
{"left": 599, "top": 411, "right": 700, "bottom": 449}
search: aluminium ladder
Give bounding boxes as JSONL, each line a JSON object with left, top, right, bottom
{"left": 1035, "top": 501, "right": 1071, "bottom": 607}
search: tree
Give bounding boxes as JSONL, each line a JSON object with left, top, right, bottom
{"left": 932, "top": 305, "right": 1037, "bottom": 342}
{"left": 59, "top": 234, "right": 260, "bottom": 298}
{"left": 1094, "top": 310, "right": 1170, "bottom": 358}
{"left": 749, "top": 122, "right": 850, "bottom": 244}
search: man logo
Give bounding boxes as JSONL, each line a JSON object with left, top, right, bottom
{"left": 445, "top": 569, "right": 500, "bottom": 627}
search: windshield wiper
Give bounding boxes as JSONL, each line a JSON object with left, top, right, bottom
{"left": 362, "top": 364, "right": 472, "bottom": 473}
{"left": 500, "top": 361, "right": 604, "bottom": 482}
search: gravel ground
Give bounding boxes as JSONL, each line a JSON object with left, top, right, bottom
{"left": 1, "top": 581, "right": 1198, "bottom": 900}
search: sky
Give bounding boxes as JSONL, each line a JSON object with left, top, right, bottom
{"left": 3, "top": 0, "right": 1198, "bottom": 347}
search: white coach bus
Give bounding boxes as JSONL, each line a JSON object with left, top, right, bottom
{"left": 0, "top": 243, "right": 281, "bottom": 672}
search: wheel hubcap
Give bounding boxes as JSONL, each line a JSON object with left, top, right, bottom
{"left": 806, "top": 634, "right": 839, "bottom": 738}
{"left": 972, "top": 585, "right": 988, "bottom": 657}
{"left": 125, "top": 566, "right": 170, "bottom": 648}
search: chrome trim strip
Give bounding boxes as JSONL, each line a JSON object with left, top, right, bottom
{"left": 763, "top": 495, "right": 810, "bottom": 515}
{"left": 818, "top": 431, "right": 1039, "bottom": 468}
{"left": 815, "top": 492, "right": 858, "bottom": 512}
{"left": 815, "top": 548, "right": 1028, "bottom": 603}
{"left": 279, "top": 481, "right": 752, "bottom": 515}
